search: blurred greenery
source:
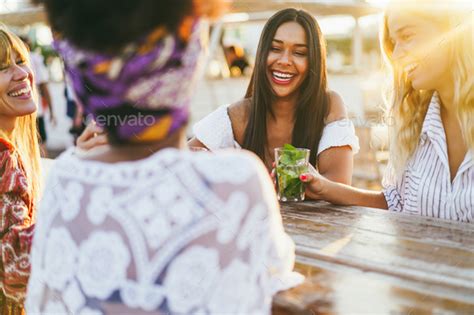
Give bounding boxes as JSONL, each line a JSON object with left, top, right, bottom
{"left": 30, "top": 43, "right": 58, "bottom": 64}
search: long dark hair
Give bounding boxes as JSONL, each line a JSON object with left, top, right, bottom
{"left": 243, "top": 8, "right": 329, "bottom": 165}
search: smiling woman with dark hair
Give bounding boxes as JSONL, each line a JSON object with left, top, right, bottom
{"left": 189, "top": 8, "right": 359, "bottom": 193}
{"left": 72, "top": 8, "right": 360, "bottom": 186}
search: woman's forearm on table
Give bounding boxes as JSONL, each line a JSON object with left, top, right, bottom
{"left": 322, "top": 180, "right": 389, "bottom": 209}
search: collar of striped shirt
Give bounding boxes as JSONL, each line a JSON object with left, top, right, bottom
{"left": 421, "top": 93, "right": 442, "bottom": 139}
{"left": 420, "top": 92, "right": 473, "bottom": 177}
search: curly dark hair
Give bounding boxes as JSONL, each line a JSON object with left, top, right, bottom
{"left": 32, "top": 0, "right": 194, "bottom": 52}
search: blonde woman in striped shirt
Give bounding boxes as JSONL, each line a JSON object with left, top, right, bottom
{"left": 299, "top": 0, "right": 473, "bottom": 222}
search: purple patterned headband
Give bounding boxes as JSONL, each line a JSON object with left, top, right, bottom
{"left": 55, "top": 19, "right": 205, "bottom": 143}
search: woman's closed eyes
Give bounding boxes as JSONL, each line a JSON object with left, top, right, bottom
{"left": 270, "top": 46, "right": 307, "bottom": 57}
{"left": 0, "top": 59, "right": 27, "bottom": 72}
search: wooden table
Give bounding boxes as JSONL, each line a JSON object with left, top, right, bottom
{"left": 272, "top": 201, "right": 474, "bottom": 314}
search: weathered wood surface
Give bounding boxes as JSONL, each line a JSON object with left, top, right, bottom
{"left": 272, "top": 201, "right": 474, "bottom": 314}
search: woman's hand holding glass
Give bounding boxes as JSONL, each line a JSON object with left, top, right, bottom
{"left": 271, "top": 162, "right": 327, "bottom": 201}
{"left": 298, "top": 163, "right": 327, "bottom": 200}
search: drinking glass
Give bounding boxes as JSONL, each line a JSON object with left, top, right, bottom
{"left": 274, "top": 147, "right": 310, "bottom": 202}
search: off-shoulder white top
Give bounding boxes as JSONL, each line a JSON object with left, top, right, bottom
{"left": 193, "top": 104, "right": 360, "bottom": 155}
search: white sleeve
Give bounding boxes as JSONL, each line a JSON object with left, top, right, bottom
{"left": 317, "top": 118, "right": 360, "bottom": 156}
{"left": 192, "top": 105, "right": 240, "bottom": 150}
{"left": 232, "top": 153, "right": 304, "bottom": 294}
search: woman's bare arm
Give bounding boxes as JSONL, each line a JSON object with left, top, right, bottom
{"left": 187, "top": 137, "right": 208, "bottom": 149}
{"left": 301, "top": 167, "right": 388, "bottom": 209}
{"left": 318, "top": 146, "right": 353, "bottom": 184}
{"left": 322, "top": 180, "right": 388, "bottom": 209}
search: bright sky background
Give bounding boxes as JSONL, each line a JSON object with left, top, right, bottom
{"left": 3, "top": 0, "right": 384, "bottom": 45}
{"left": 0, "top": 0, "right": 30, "bottom": 13}
{"left": 0, "top": 0, "right": 19, "bottom": 13}
{"left": 364, "top": 0, "right": 391, "bottom": 8}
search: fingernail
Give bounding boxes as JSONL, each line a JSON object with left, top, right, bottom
{"left": 300, "top": 174, "right": 307, "bottom": 181}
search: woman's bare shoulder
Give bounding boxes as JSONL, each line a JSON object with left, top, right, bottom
{"left": 228, "top": 98, "right": 251, "bottom": 144}
{"left": 326, "top": 90, "right": 348, "bottom": 124}
{"left": 228, "top": 98, "right": 250, "bottom": 120}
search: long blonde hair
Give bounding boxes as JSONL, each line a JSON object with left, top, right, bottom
{"left": 381, "top": 0, "right": 474, "bottom": 176}
{"left": 0, "top": 26, "right": 42, "bottom": 202}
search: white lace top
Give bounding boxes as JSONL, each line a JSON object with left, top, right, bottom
{"left": 193, "top": 104, "right": 360, "bottom": 155}
{"left": 26, "top": 148, "right": 303, "bottom": 314}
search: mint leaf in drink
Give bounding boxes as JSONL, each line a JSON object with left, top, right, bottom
{"left": 283, "top": 143, "right": 296, "bottom": 151}
{"left": 279, "top": 154, "right": 293, "bottom": 166}
{"left": 279, "top": 144, "right": 300, "bottom": 166}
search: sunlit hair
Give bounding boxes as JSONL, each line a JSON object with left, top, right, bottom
{"left": 381, "top": 0, "right": 473, "bottom": 176}
{"left": 0, "top": 26, "right": 41, "bottom": 203}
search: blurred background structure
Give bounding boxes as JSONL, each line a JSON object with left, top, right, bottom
{"left": 1, "top": 0, "right": 391, "bottom": 188}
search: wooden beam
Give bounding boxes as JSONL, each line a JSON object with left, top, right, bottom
{"left": 230, "top": 0, "right": 381, "bottom": 17}
{"left": 0, "top": 7, "right": 46, "bottom": 27}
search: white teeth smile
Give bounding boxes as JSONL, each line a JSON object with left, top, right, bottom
{"left": 404, "top": 63, "right": 417, "bottom": 73}
{"left": 8, "top": 87, "right": 30, "bottom": 97}
{"left": 272, "top": 71, "right": 295, "bottom": 80}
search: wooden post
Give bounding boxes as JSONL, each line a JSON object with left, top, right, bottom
{"left": 352, "top": 15, "right": 363, "bottom": 73}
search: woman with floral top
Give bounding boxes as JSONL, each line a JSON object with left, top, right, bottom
{"left": 0, "top": 26, "right": 42, "bottom": 314}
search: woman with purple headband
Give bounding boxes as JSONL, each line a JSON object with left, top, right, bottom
{"left": 25, "top": 0, "right": 303, "bottom": 314}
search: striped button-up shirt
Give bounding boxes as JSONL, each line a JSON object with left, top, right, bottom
{"left": 383, "top": 94, "right": 473, "bottom": 223}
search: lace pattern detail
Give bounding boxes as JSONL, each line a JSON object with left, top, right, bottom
{"left": 26, "top": 148, "right": 302, "bottom": 314}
